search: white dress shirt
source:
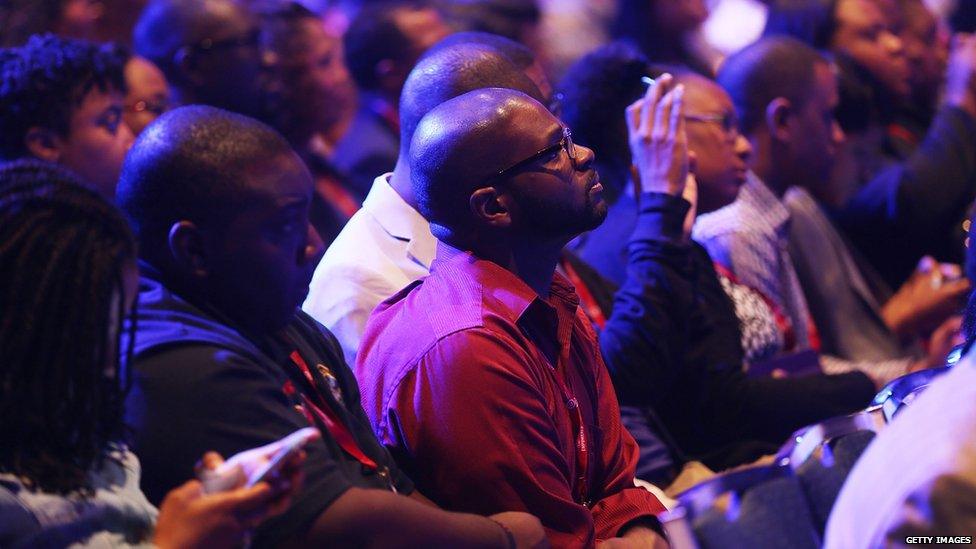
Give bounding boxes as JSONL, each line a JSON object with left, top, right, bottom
{"left": 303, "top": 173, "right": 436, "bottom": 365}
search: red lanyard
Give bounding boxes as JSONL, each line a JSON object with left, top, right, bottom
{"left": 545, "top": 352, "right": 590, "bottom": 506}
{"left": 561, "top": 258, "right": 607, "bottom": 330}
{"left": 315, "top": 175, "right": 360, "bottom": 219}
{"left": 286, "top": 351, "right": 381, "bottom": 472}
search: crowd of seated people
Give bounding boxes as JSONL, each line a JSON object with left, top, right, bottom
{"left": 1, "top": 0, "right": 975, "bottom": 546}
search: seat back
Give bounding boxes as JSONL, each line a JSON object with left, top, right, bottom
{"left": 776, "top": 408, "right": 885, "bottom": 535}
{"left": 660, "top": 465, "right": 821, "bottom": 549}
{"left": 872, "top": 366, "right": 951, "bottom": 422}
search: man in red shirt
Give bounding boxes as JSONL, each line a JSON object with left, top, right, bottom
{"left": 357, "top": 86, "right": 682, "bottom": 547}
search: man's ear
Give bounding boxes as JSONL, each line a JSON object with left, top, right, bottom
{"left": 24, "top": 127, "right": 63, "bottom": 162}
{"left": 173, "top": 47, "right": 205, "bottom": 87}
{"left": 167, "top": 220, "right": 209, "bottom": 278}
{"left": 470, "top": 186, "right": 513, "bottom": 229}
{"left": 764, "top": 97, "right": 793, "bottom": 143}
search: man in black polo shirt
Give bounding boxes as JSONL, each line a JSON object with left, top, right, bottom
{"left": 118, "top": 105, "right": 545, "bottom": 548}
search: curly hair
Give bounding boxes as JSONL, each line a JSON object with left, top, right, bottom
{"left": 0, "top": 33, "right": 125, "bottom": 161}
{"left": 0, "top": 161, "right": 136, "bottom": 495}
{"left": 557, "top": 43, "right": 654, "bottom": 202}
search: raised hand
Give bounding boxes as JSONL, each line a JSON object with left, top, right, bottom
{"left": 625, "top": 73, "right": 689, "bottom": 197}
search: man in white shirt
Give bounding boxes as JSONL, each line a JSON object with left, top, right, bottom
{"left": 303, "top": 37, "right": 546, "bottom": 364}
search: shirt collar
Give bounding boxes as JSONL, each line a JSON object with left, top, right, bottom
{"left": 363, "top": 173, "right": 437, "bottom": 268}
{"left": 431, "top": 241, "right": 580, "bottom": 328}
{"left": 741, "top": 171, "right": 791, "bottom": 231}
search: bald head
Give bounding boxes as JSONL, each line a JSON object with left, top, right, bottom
{"left": 398, "top": 41, "right": 543, "bottom": 157}
{"left": 135, "top": 0, "right": 237, "bottom": 75}
{"left": 411, "top": 88, "right": 557, "bottom": 232}
{"left": 117, "top": 105, "right": 297, "bottom": 259}
{"left": 134, "top": 0, "right": 266, "bottom": 116}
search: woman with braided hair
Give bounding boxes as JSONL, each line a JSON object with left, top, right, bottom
{"left": 0, "top": 160, "right": 303, "bottom": 548}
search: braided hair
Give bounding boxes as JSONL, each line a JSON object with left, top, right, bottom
{"left": 0, "top": 161, "right": 136, "bottom": 495}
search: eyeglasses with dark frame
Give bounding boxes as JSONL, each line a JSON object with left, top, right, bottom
{"left": 485, "top": 126, "right": 578, "bottom": 185}
{"left": 685, "top": 112, "right": 740, "bottom": 139}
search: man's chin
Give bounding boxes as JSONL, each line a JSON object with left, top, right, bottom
{"left": 580, "top": 203, "right": 609, "bottom": 232}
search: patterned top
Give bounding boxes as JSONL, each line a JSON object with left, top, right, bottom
{"left": 0, "top": 448, "right": 157, "bottom": 548}
{"left": 693, "top": 171, "right": 815, "bottom": 351}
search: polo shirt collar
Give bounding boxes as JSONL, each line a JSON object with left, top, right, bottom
{"left": 362, "top": 173, "right": 436, "bottom": 268}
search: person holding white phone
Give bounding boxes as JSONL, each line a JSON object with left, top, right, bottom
{"left": 118, "top": 106, "right": 547, "bottom": 548}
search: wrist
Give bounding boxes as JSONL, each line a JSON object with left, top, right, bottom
{"left": 488, "top": 518, "right": 516, "bottom": 549}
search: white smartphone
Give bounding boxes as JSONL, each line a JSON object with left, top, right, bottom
{"left": 199, "top": 427, "right": 320, "bottom": 493}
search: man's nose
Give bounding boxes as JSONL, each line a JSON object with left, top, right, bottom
{"left": 261, "top": 49, "right": 279, "bottom": 69}
{"left": 883, "top": 30, "right": 905, "bottom": 57}
{"left": 303, "top": 224, "right": 325, "bottom": 266}
{"left": 734, "top": 134, "right": 753, "bottom": 161}
{"left": 575, "top": 143, "right": 596, "bottom": 170}
{"left": 832, "top": 119, "right": 846, "bottom": 145}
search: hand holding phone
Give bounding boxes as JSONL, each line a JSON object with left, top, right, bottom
{"left": 198, "top": 427, "right": 320, "bottom": 493}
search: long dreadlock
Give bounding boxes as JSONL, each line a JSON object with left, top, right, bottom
{"left": 0, "top": 160, "right": 136, "bottom": 495}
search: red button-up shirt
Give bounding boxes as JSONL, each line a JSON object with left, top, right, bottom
{"left": 357, "top": 244, "right": 665, "bottom": 548}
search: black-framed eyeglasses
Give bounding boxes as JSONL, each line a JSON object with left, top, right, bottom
{"left": 486, "top": 126, "right": 577, "bottom": 184}
{"left": 686, "top": 112, "right": 740, "bottom": 139}
{"left": 183, "top": 28, "right": 262, "bottom": 57}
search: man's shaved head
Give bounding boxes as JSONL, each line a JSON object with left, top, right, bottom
{"left": 398, "top": 41, "right": 543, "bottom": 157}
{"left": 117, "top": 105, "right": 298, "bottom": 261}
{"left": 134, "top": 0, "right": 239, "bottom": 80}
{"left": 411, "top": 88, "right": 604, "bottom": 240}
{"left": 134, "top": 0, "right": 267, "bottom": 117}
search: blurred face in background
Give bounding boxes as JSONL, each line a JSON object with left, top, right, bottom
{"left": 792, "top": 62, "right": 847, "bottom": 203}
{"left": 267, "top": 14, "right": 356, "bottom": 144}
{"left": 831, "top": 0, "right": 911, "bottom": 98}
{"left": 55, "top": 0, "right": 104, "bottom": 39}
{"left": 653, "top": 0, "right": 709, "bottom": 35}
{"left": 682, "top": 75, "right": 752, "bottom": 214}
{"left": 123, "top": 56, "right": 170, "bottom": 135}
{"left": 55, "top": 86, "right": 134, "bottom": 197}
{"left": 899, "top": 0, "right": 949, "bottom": 106}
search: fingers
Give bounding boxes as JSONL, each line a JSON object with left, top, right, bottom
{"left": 652, "top": 86, "right": 675, "bottom": 145}
{"left": 167, "top": 479, "right": 205, "bottom": 503}
{"left": 639, "top": 73, "right": 672, "bottom": 137}
{"left": 669, "top": 84, "right": 685, "bottom": 144}
{"left": 939, "top": 277, "right": 971, "bottom": 298}
{"left": 917, "top": 255, "right": 937, "bottom": 274}
{"left": 940, "top": 262, "right": 963, "bottom": 279}
{"left": 213, "top": 482, "right": 278, "bottom": 516}
{"left": 201, "top": 451, "right": 224, "bottom": 470}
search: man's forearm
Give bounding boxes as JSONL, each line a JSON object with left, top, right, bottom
{"left": 285, "top": 487, "right": 511, "bottom": 548}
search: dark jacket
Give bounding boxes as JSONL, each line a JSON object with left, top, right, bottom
{"left": 835, "top": 106, "right": 976, "bottom": 288}
{"left": 123, "top": 268, "right": 412, "bottom": 547}
{"left": 589, "top": 192, "right": 876, "bottom": 470}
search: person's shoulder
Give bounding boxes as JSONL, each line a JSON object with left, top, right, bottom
{"left": 692, "top": 200, "right": 750, "bottom": 242}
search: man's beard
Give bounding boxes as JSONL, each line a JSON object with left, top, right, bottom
{"left": 508, "top": 185, "right": 608, "bottom": 238}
